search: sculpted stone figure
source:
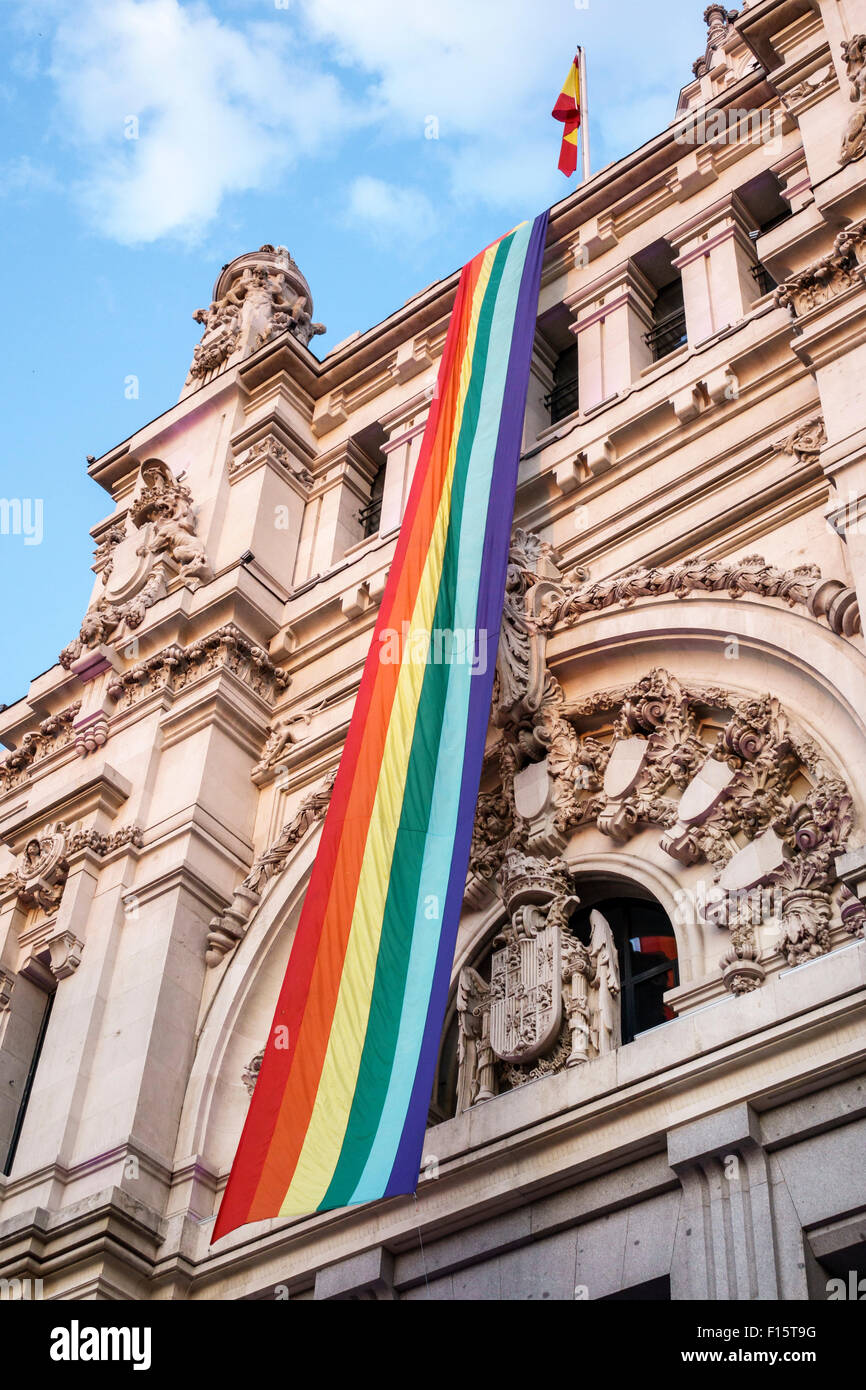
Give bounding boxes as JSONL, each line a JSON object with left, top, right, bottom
{"left": 186, "top": 245, "right": 326, "bottom": 385}
{"left": 840, "top": 35, "right": 866, "bottom": 164}
{"left": 60, "top": 459, "right": 213, "bottom": 666}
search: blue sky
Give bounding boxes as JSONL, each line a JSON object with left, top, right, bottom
{"left": 0, "top": 0, "right": 706, "bottom": 706}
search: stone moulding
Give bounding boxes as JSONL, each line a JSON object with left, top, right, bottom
{"left": 541, "top": 553, "right": 860, "bottom": 639}
{"left": 205, "top": 770, "right": 335, "bottom": 966}
{"left": 0, "top": 703, "right": 81, "bottom": 793}
{"left": 105, "top": 624, "right": 290, "bottom": 712}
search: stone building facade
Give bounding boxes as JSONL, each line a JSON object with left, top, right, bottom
{"left": 1, "top": 0, "right": 866, "bottom": 1301}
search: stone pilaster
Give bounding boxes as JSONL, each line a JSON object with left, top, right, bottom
{"left": 668, "top": 1103, "right": 792, "bottom": 1301}
{"left": 566, "top": 260, "right": 655, "bottom": 411}
{"left": 670, "top": 193, "right": 762, "bottom": 345}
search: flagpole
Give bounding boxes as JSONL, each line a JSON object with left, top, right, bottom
{"left": 578, "top": 45, "right": 590, "bottom": 182}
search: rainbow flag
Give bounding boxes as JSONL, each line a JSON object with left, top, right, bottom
{"left": 552, "top": 52, "right": 581, "bottom": 176}
{"left": 213, "top": 211, "right": 549, "bottom": 1239}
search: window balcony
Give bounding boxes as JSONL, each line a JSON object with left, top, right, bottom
{"left": 750, "top": 262, "right": 776, "bottom": 296}
{"left": 544, "top": 375, "right": 580, "bottom": 425}
{"left": 643, "top": 307, "right": 687, "bottom": 362}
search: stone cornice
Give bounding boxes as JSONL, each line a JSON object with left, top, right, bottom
{"left": 543, "top": 553, "right": 860, "bottom": 639}
{"left": 0, "top": 764, "right": 132, "bottom": 852}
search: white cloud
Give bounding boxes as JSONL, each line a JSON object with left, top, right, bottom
{"left": 296, "top": 0, "right": 700, "bottom": 203}
{"left": 42, "top": 0, "right": 352, "bottom": 243}
{"left": 347, "top": 176, "right": 437, "bottom": 244}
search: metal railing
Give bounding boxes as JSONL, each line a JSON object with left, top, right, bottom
{"left": 544, "top": 375, "right": 580, "bottom": 425}
{"left": 357, "top": 495, "right": 383, "bottom": 538}
{"left": 750, "top": 262, "right": 775, "bottom": 296}
{"left": 643, "top": 307, "right": 687, "bottom": 362}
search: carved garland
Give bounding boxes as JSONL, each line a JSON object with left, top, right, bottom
{"left": 105, "top": 624, "right": 290, "bottom": 710}
{"left": 540, "top": 552, "right": 860, "bottom": 639}
{"left": 774, "top": 216, "right": 866, "bottom": 318}
{"left": 0, "top": 822, "right": 142, "bottom": 914}
{"left": 0, "top": 704, "right": 81, "bottom": 792}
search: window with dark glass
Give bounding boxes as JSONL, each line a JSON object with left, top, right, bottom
{"left": 358, "top": 461, "right": 386, "bottom": 539}
{"left": 738, "top": 171, "right": 794, "bottom": 299}
{"left": 645, "top": 278, "right": 687, "bottom": 362}
{"left": 545, "top": 343, "right": 580, "bottom": 424}
{"left": 571, "top": 897, "right": 678, "bottom": 1044}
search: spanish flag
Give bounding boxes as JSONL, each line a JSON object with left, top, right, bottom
{"left": 552, "top": 51, "right": 581, "bottom": 177}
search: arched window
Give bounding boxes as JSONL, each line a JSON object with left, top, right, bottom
{"left": 432, "top": 884, "right": 679, "bottom": 1121}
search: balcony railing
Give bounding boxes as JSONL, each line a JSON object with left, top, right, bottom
{"left": 643, "top": 308, "right": 687, "bottom": 362}
{"left": 750, "top": 262, "right": 776, "bottom": 296}
{"left": 357, "top": 495, "right": 383, "bottom": 538}
{"left": 544, "top": 376, "right": 580, "bottom": 425}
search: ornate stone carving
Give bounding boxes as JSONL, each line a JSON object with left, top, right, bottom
{"left": 0, "top": 823, "right": 70, "bottom": 912}
{"left": 187, "top": 245, "right": 325, "bottom": 386}
{"left": 242, "top": 1049, "right": 265, "bottom": 1097}
{"left": 0, "top": 821, "right": 143, "bottom": 917}
{"left": 251, "top": 701, "right": 325, "bottom": 783}
{"left": 542, "top": 553, "right": 860, "bottom": 638}
{"left": 486, "top": 853, "right": 576, "bottom": 1064}
{"left": 493, "top": 527, "right": 581, "bottom": 729}
{"left": 692, "top": 5, "right": 738, "bottom": 79}
{"left": 0, "top": 704, "right": 81, "bottom": 792}
{"left": 229, "top": 436, "right": 313, "bottom": 488}
{"left": 456, "top": 858, "right": 623, "bottom": 1110}
{"left": 91, "top": 523, "right": 127, "bottom": 583}
{"left": 774, "top": 219, "right": 866, "bottom": 319}
{"left": 128, "top": 459, "right": 212, "bottom": 585}
{"left": 61, "top": 460, "right": 213, "bottom": 668}
{"left": 106, "top": 624, "right": 290, "bottom": 710}
{"left": 840, "top": 35, "right": 866, "bottom": 165}
{"left": 205, "top": 770, "right": 336, "bottom": 966}
{"left": 775, "top": 415, "right": 826, "bottom": 464}
{"left": 474, "top": 634, "right": 860, "bottom": 997}
{"left": 839, "top": 883, "right": 866, "bottom": 938}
